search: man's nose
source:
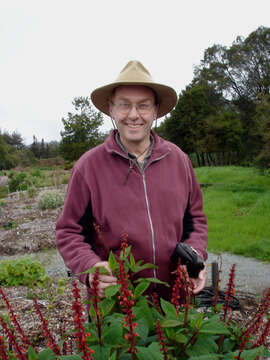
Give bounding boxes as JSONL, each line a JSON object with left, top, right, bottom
{"left": 128, "top": 104, "right": 139, "bottom": 118}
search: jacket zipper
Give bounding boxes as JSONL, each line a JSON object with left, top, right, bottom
{"left": 113, "top": 150, "right": 170, "bottom": 280}
{"left": 141, "top": 153, "right": 170, "bottom": 279}
{"left": 142, "top": 172, "right": 157, "bottom": 279}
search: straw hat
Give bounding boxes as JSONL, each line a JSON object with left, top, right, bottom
{"left": 91, "top": 60, "right": 177, "bottom": 118}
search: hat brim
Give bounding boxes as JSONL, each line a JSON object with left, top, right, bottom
{"left": 91, "top": 81, "right": 177, "bottom": 118}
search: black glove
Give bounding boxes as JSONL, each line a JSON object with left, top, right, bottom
{"left": 171, "top": 243, "right": 205, "bottom": 278}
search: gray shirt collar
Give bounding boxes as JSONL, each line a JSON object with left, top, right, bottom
{"left": 115, "top": 131, "right": 154, "bottom": 170}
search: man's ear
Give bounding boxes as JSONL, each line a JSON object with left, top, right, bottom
{"left": 108, "top": 100, "right": 114, "bottom": 118}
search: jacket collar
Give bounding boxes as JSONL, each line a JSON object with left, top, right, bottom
{"left": 104, "top": 129, "right": 171, "bottom": 161}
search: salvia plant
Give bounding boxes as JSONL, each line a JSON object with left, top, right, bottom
{"left": 0, "top": 234, "right": 269, "bottom": 359}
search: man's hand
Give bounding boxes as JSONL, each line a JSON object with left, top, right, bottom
{"left": 190, "top": 264, "right": 207, "bottom": 294}
{"left": 88, "top": 261, "right": 117, "bottom": 298}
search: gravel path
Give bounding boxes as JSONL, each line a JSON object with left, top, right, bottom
{"left": 1, "top": 248, "right": 269, "bottom": 296}
{"left": 38, "top": 249, "right": 270, "bottom": 297}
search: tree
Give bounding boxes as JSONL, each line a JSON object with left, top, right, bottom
{"left": 193, "top": 26, "right": 270, "bottom": 163}
{"left": 194, "top": 26, "right": 270, "bottom": 102}
{"left": 253, "top": 94, "right": 270, "bottom": 169}
{"left": 159, "top": 82, "right": 230, "bottom": 165}
{"left": 59, "top": 97, "right": 104, "bottom": 162}
{"left": 2, "top": 130, "right": 25, "bottom": 150}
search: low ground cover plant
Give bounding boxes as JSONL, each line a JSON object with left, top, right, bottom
{"left": 0, "top": 234, "right": 269, "bottom": 360}
{"left": 37, "top": 190, "right": 64, "bottom": 210}
{"left": 0, "top": 256, "right": 51, "bottom": 288}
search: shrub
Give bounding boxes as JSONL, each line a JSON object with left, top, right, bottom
{"left": 37, "top": 189, "right": 64, "bottom": 209}
{"left": 0, "top": 256, "right": 51, "bottom": 287}
{"left": 27, "top": 186, "right": 36, "bottom": 198}
{"left": 0, "top": 185, "right": 8, "bottom": 199}
{"left": 8, "top": 172, "right": 28, "bottom": 192}
{"left": 30, "top": 168, "right": 42, "bottom": 177}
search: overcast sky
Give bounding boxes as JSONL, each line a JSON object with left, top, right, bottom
{"left": 0, "top": 1, "right": 269, "bottom": 145}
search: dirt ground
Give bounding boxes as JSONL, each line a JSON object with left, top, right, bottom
{"left": 0, "top": 186, "right": 269, "bottom": 354}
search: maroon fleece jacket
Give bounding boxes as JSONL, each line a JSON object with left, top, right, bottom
{"left": 55, "top": 130, "right": 208, "bottom": 299}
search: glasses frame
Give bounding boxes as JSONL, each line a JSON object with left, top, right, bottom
{"left": 110, "top": 100, "right": 156, "bottom": 116}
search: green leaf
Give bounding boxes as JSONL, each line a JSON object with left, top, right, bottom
{"left": 105, "top": 284, "right": 121, "bottom": 298}
{"left": 129, "top": 253, "right": 136, "bottom": 269}
{"left": 59, "top": 356, "right": 83, "bottom": 360}
{"left": 160, "top": 298, "right": 177, "bottom": 318}
{"left": 200, "top": 320, "right": 231, "bottom": 335}
{"left": 186, "top": 335, "right": 218, "bottom": 357}
{"left": 136, "top": 317, "right": 149, "bottom": 341}
{"left": 102, "top": 321, "right": 123, "bottom": 344}
{"left": 108, "top": 251, "right": 118, "bottom": 273}
{"left": 134, "top": 277, "right": 169, "bottom": 287}
{"left": 99, "top": 298, "right": 116, "bottom": 317}
{"left": 220, "top": 337, "right": 235, "bottom": 353}
{"left": 78, "top": 265, "right": 110, "bottom": 275}
{"left": 133, "top": 297, "right": 154, "bottom": 331}
{"left": 134, "top": 281, "right": 150, "bottom": 299}
{"left": 27, "top": 346, "right": 37, "bottom": 360}
{"left": 89, "top": 304, "right": 97, "bottom": 321}
{"left": 188, "top": 355, "right": 220, "bottom": 360}
{"left": 174, "top": 332, "right": 188, "bottom": 343}
{"left": 91, "top": 345, "right": 111, "bottom": 360}
{"left": 37, "top": 348, "right": 56, "bottom": 360}
{"left": 136, "top": 342, "right": 163, "bottom": 360}
{"left": 161, "top": 319, "right": 182, "bottom": 327}
{"left": 133, "top": 263, "right": 158, "bottom": 273}
{"left": 108, "top": 351, "right": 117, "bottom": 360}
{"left": 225, "top": 346, "right": 267, "bottom": 360}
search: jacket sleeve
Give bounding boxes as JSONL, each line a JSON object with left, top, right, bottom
{"left": 181, "top": 155, "right": 208, "bottom": 261}
{"left": 55, "top": 167, "right": 101, "bottom": 286}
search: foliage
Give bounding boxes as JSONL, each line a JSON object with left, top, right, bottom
{"left": 37, "top": 189, "right": 64, "bottom": 210}
{"left": 2, "top": 221, "right": 17, "bottom": 230}
{"left": 0, "top": 238, "right": 269, "bottom": 359}
{"left": 0, "top": 257, "right": 51, "bottom": 287}
{"left": 8, "top": 172, "right": 29, "bottom": 192}
{"left": 253, "top": 94, "right": 270, "bottom": 169}
{"left": 0, "top": 136, "right": 15, "bottom": 170}
{"left": 59, "top": 97, "right": 104, "bottom": 162}
{"left": 0, "top": 186, "right": 8, "bottom": 199}
{"left": 158, "top": 82, "right": 244, "bottom": 166}
{"left": 192, "top": 26, "right": 270, "bottom": 166}
{"left": 195, "top": 166, "right": 270, "bottom": 261}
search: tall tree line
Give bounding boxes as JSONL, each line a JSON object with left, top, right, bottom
{"left": 0, "top": 130, "right": 61, "bottom": 170}
{"left": 158, "top": 26, "right": 270, "bottom": 168}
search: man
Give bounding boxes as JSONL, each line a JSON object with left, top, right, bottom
{"left": 56, "top": 60, "right": 208, "bottom": 301}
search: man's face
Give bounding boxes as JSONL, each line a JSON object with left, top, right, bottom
{"left": 109, "top": 85, "right": 158, "bottom": 147}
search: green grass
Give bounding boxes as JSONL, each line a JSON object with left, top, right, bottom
{"left": 194, "top": 166, "right": 270, "bottom": 262}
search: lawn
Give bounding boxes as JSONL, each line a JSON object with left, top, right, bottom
{"left": 195, "top": 166, "right": 270, "bottom": 262}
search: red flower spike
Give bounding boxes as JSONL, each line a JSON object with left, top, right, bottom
{"left": 120, "top": 232, "right": 129, "bottom": 256}
{"left": 252, "top": 317, "right": 270, "bottom": 348}
{"left": 0, "top": 335, "right": 9, "bottom": 360}
{"left": 0, "top": 286, "right": 31, "bottom": 349}
{"left": 223, "top": 264, "right": 236, "bottom": 322}
{"left": 0, "top": 317, "right": 27, "bottom": 360}
{"left": 33, "top": 298, "right": 61, "bottom": 355}
{"left": 236, "top": 288, "right": 270, "bottom": 359}
{"left": 72, "top": 281, "right": 94, "bottom": 360}
{"left": 117, "top": 258, "right": 138, "bottom": 357}
{"left": 156, "top": 319, "right": 169, "bottom": 360}
{"left": 90, "top": 268, "right": 103, "bottom": 346}
{"left": 171, "top": 259, "right": 183, "bottom": 312}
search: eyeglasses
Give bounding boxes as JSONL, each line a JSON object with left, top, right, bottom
{"left": 111, "top": 101, "right": 155, "bottom": 115}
